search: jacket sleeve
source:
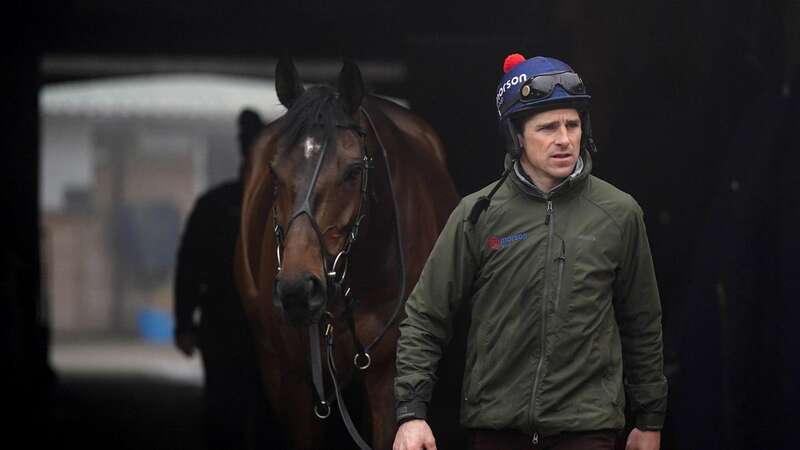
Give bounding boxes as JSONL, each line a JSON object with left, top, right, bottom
{"left": 613, "top": 200, "right": 668, "bottom": 431}
{"left": 394, "top": 200, "right": 479, "bottom": 423}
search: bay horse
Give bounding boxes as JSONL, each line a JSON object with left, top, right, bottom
{"left": 235, "top": 57, "right": 459, "bottom": 450}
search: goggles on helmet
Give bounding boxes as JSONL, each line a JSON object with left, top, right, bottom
{"left": 499, "top": 71, "right": 587, "bottom": 117}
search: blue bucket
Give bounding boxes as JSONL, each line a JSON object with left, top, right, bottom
{"left": 137, "top": 308, "right": 174, "bottom": 343}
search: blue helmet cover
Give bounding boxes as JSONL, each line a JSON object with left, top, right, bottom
{"left": 496, "top": 56, "right": 591, "bottom": 121}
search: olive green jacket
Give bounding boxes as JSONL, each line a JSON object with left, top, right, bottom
{"left": 395, "top": 152, "right": 667, "bottom": 436}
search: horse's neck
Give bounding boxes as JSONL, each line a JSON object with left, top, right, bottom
{"left": 355, "top": 99, "right": 458, "bottom": 298}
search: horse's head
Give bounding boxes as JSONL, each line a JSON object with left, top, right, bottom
{"left": 269, "top": 57, "right": 370, "bottom": 326}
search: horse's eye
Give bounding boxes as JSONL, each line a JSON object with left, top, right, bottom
{"left": 343, "top": 166, "right": 363, "bottom": 183}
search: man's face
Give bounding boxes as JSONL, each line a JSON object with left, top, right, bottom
{"left": 518, "top": 108, "right": 582, "bottom": 191}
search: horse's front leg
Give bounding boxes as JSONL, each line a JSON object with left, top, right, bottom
{"left": 363, "top": 364, "right": 397, "bottom": 450}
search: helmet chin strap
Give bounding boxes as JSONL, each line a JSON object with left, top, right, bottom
{"left": 580, "top": 110, "right": 598, "bottom": 154}
{"left": 504, "top": 118, "right": 524, "bottom": 159}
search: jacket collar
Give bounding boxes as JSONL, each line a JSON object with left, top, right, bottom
{"left": 506, "top": 149, "right": 593, "bottom": 200}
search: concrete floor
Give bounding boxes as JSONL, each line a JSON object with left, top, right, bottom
{"left": 50, "top": 338, "right": 204, "bottom": 384}
{"left": 41, "top": 337, "right": 460, "bottom": 450}
{"left": 46, "top": 338, "right": 207, "bottom": 450}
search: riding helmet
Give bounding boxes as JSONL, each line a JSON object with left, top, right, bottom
{"left": 496, "top": 54, "right": 596, "bottom": 158}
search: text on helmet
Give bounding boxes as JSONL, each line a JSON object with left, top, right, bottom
{"left": 496, "top": 73, "right": 528, "bottom": 113}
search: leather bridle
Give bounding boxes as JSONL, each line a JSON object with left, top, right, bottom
{"left": 272, "top": 119, "right": 370, "bottom": 320}
{"left": 271, "top": 106, "right": 407, "bottom": 450}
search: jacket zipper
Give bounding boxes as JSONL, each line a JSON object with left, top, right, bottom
{"left": 529, "top": 199, "right": 554, "bottom": 434}
{"left": 544, "top": 200, "right": 553, "bottom": 225}
{"left": 554, "top": 240, "right": 566, "bottom": 312}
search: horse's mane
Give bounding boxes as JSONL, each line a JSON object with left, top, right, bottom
{"left": 276, "top": 86, "right": 353, "bottom": 157}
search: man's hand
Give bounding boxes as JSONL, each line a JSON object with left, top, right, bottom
{"left": 625, "top": 428, "right": 660, "bottom": 450}
{"left": 393, "top": 419, "right": 437, "bottom": 450}
{"left": 175, "top": 331, "right": 196, "bottom": 357}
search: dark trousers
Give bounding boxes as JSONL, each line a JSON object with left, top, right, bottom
{"left": 468, "top": 429, "right": 618, "bottom": 450}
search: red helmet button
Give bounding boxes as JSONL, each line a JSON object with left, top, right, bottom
{"left": 503, "top": 53, "right": 526, "bottom": 73}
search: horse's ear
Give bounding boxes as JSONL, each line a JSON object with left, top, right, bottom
{"left": 275, "top": 56, "right": 305, "bottom": 109}
{"left": 337, "top": 59, "right": 365, "bottom": 115}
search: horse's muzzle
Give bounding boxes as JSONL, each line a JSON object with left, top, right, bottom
{"left": 273, "top": 272, "right": 326, "bottom": 326}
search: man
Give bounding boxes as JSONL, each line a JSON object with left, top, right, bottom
{"left": 392, "top": 54, "right": 667, "bottom": 450}
{"left": 174, "top": 109, "right": 276, "bottom": 449}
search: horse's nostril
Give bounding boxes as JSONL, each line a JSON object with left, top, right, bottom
{"left": 304, "top": 278, "right": 316, "bottom": 296}
{"left": 276, "top": 273, "right": 323, "bottom": 310}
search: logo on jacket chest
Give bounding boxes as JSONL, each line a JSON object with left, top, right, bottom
{"left": 487, "top": 232, "right": 528, "bottom": 251}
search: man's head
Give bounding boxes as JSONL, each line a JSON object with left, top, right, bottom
{"left": 517, "top": 108, "right": 582, "bottom": 191}
{"left": 495, "top": 54, "right": 595, "bottom": 161}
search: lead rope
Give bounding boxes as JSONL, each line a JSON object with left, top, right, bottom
{"left": 309, "top": 321, "right": 331, "bottom": 419}
{"left": 325, "top": 321, "right": 373, "bottom": 450}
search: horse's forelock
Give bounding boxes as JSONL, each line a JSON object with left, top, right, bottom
{"left": 276, "top": 86, "right": 351, "bottom": 160}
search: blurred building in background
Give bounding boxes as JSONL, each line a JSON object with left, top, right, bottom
{"left": 40, "top": 75, "right": 285, "bottom": 339}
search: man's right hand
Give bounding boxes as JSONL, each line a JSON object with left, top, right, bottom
{"left": 393, "top": 419, "right": 437, "bottom": 450}
{"left": 175, "top": 331, "right": 196, "bottom": 357}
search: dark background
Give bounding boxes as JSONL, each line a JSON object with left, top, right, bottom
{"left": 4, "top": 1, "right": 799, "bottom": 449}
